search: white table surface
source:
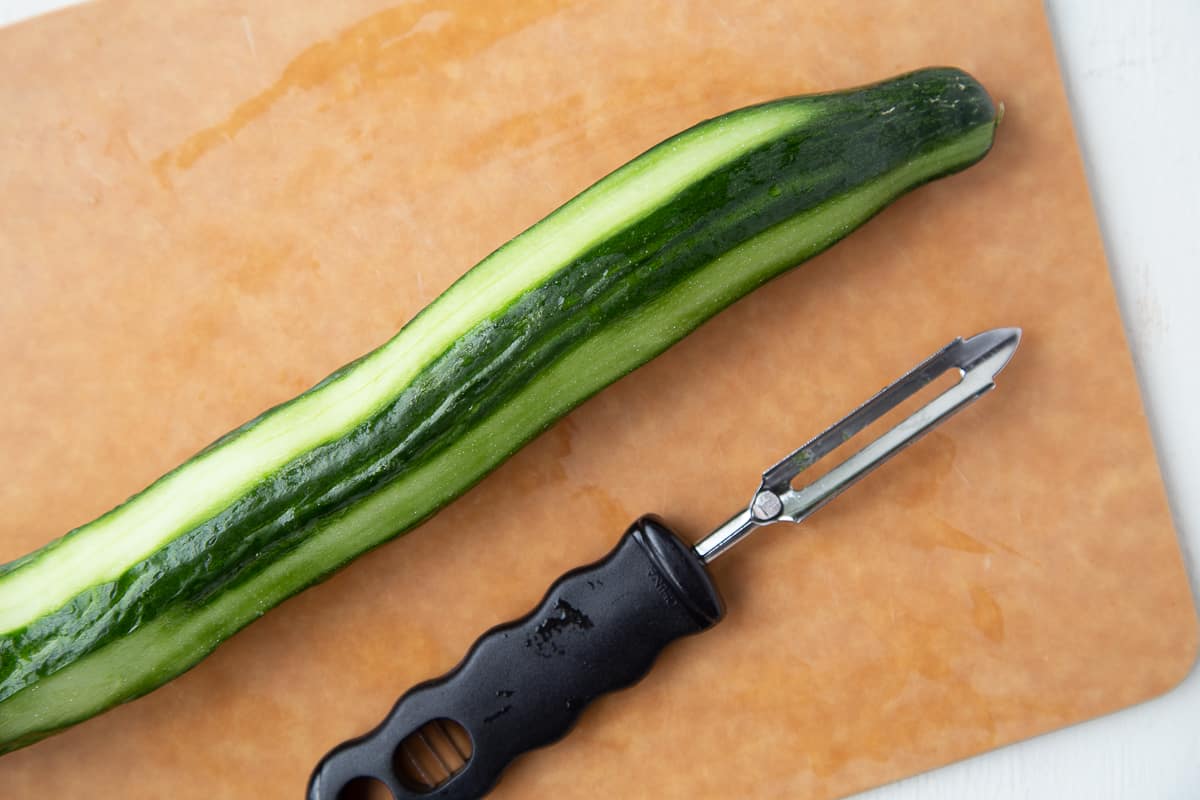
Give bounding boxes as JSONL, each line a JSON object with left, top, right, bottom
{"left": 3, "top": 0, "right": 1197, "bottom": 797}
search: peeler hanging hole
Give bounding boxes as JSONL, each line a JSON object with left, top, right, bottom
{"left": 393, "top": 718, "right": 473, "bottom": 793}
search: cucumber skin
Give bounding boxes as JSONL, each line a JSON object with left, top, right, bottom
{"left": 0, "top": 67, "right": 997, "bottom": 751}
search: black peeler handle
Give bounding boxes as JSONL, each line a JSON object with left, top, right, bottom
{"left": 307, "top": 515, "right": 724, "bottom": 800}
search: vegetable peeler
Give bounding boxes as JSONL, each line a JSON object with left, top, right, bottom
{"left": 308, "top": 327, "right": 1021, "bottom": 800}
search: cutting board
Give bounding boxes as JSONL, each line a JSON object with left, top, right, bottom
{"left": 1, "top": 0, "right": 1195, "bottom": 797}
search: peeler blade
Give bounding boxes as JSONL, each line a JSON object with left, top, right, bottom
{"left": 693, "top": 327, "right": 1021, "bottom": 563}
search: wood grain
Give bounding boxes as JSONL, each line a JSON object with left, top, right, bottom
{"left": 0, "top": 1, "right": 1195, "bottom": 798}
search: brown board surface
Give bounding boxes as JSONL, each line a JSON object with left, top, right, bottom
{"left": 0, "top": 0, "right": 1196, "bottom": 797}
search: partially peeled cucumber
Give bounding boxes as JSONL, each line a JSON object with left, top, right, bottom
{"left": 0, "top": 67, "right": 997, "bottom": 752}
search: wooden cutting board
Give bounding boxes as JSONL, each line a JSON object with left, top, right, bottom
{"left": 1, "top": 0, "right": 1195, "bottom": 797}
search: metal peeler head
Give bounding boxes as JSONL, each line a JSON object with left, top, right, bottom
{"left": 694, "top": 327, "right": 1021, "bottom": 564}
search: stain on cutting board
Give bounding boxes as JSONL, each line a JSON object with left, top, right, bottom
{"left": 0, "top": 0, "right": 1195, "bottom": 798}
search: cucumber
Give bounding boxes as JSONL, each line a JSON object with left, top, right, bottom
{"left": 0, "top": 67, "right": 997, "bottom": 752}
